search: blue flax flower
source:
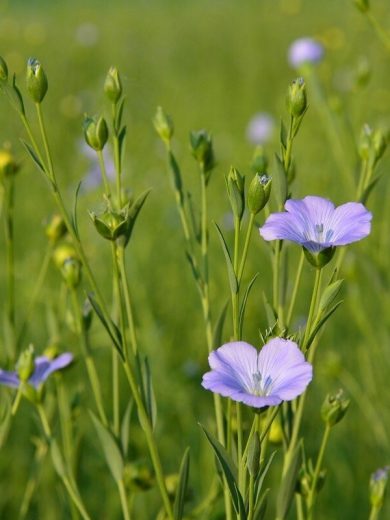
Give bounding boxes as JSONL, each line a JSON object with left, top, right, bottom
{"left": 259, "top": 196, "right": 372, "bottom": 253}
{"left": 202, "top": 338, "right": 312, "bottom": 408}
{"left": 0, "top": 353, "right": 73, "bottom": 389}
{"left": 288, "top": 37, "right": 324, "bottom": 69}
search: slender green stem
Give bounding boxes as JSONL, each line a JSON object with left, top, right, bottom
{"left": 302, "top": 268, "right": 323, "bottom": 352}
{"left": 368, "top": 505, "right": 381, "bottom": 520}
{"left": 286, "top": 250, "right": 305, "bottom": 328}
{"left": 4, "top": 175, "right": 16, "bottom": 357}
{"left": 117, "top": 478, "right": 131, "bottom": 520}
{"left": 296, "top": 494, "right": 305, "bottom": 520}
{"left": 117, "top": 245, "right": 138, "bottom": 355}
{"left": 112, "top": 103, "right": 123, "bottom": 208}
{"left": 70, "top": 288, "right": 108, "bottom": 426}
{"left": 11, "top": 386, "right": 23, "bottom": 415}
{"left": 366, "top": 11, "right": 390, "bottom": 53}
{"left": 306, "top": 424, "right": 331, "bottom": 519}
{"left": 17, "top": 244, "right": 52, "bottom": 348}
{"left": 36, "top": 103, "right": 55, "bottom": 181}
{"left": 122, "top": 362, "right": 174, "bottom": 520}
{"left": 237, "top": 213, "right": 255, "bottom": 283}
{"left": 56, "top": 377, "right": 75, "bottom": 476}
{"left": 97, "top": 150, "right": 112, "bottom": 199}
{"left": 273, "top": 240, "right": 284, "bottom": 330}
{"left": 112, "top": 349, "right": 120, "bottom": 436}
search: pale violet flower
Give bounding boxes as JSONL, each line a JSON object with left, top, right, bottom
{"left": 260, "top": 196, "right": 372, "bottom": 253}
{"left": 80, "top": 141, "right": 115, "bottom": 191}
{"left": 202, "top": 339, "right": 312, "bottom": 408}
{"left": 0, "top": 353, "right": 73, "bottom": 389}
{"left": 246, "top": 112, "right": 275, "bottom": 145}
{"left": 288, "top": 38, "right": 324, "bottom": 69}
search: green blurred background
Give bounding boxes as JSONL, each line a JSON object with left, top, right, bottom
{"left": 0, "top": 0, "right": 389, "bottom": 518}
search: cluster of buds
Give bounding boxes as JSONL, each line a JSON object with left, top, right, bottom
{"left": 226, "top": 167, "right": 272, "bottom": 221}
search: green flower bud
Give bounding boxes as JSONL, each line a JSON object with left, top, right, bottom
{"left": 0, "top": 148, "right": 19, "bottom": 179}
{"left": 246, "top": 432, "right": 261, "bottom": 477}
{"left": 83, "top": 115, "right": 109, "bottom": 151}
{"left": 0, "top": 56, "right": 8, "bottom": 82}
{"left": 26, "top": 58, "right": 48, "bottom": 103}
{"left": 190, "top": 129, "right": 215, "bottom": 174}
{"left": 303, "top": 246, "right": 335, "bottom": 269}
{"left": 90, "top": 207, "right": 129, "bottom": 242}
{"left": 354, "top": 0, "right": 369, "bottom": 13}
{"left": 61, "top": 258, "right": 82, "bottom": 288}
{"left": 53, "top": 243, "right": 78, "bottom": 270}
{"left": 16, "top": 345, "right": 35, "bottom": 382}
{"left": 43, "top": 344, "right": 59, "bottom": 359}
{"left": 370, "top": 467, "right": 389, "bottom": 509}
{"left": 45, "top": 214, "right": 67, "bottom": 244}
{"left": 226, "top": 167, "right": 245, "bottom": 221}
{"left": 251, "top": 145, "right": 268, "bottom": 173}
{"left": 104, "top": 66, "right": 122, "bottom": 103}
{"left": 321, "top": 389, "right": 350, "bottom": 427}
{"left": 247, "top": 173, "right": 272, "bottom": 215}
{"left": 153, "top": 106, "right": 174, "bottom": 145}
{"left": 372, "top": 129, "right": 387, "bottom": 162}
{"left": 288, "top": 77, "right": 307, "bottom": 118}
{"left": 358, "top": 124, "right": 372, "bottom": 160}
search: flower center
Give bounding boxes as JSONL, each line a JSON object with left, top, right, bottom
{"left": 314, "top": 223, "right": 333, "bottom": 243}
{"left": 251, "top": 372, "right": 273, "bottom": 396}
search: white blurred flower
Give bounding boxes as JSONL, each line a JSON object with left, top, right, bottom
{"left": 246, "top": 112, "right": 275, "bottom": 145}
{"left": 75, "top": 22, "right": 99, "bottom": 47}
{"left": 288, "top": 37, "right": 324, "bottom": 69}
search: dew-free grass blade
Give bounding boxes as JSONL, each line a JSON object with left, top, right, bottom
{"left": 214, "top": 222, "right": 238, "bottom": 294}
{"left": 212, "top": 301, "right": 229, "bottom": 350}
{"left": 87, "top": 293, "right": 123, "bottom": 358}
{"left": 239, "top": 273, "right": 259, "bottom": 339}
{"left": 90, "top": 411, "right": 124, "bottom": 483}
{"left": 173, "top": 447, "right": 190, "bottom": 520}
{"left": 276, "top": 440, "right": 302, "bottom": 520}
{"left": 121, "top": 399, "right": 133, "bottom": 457}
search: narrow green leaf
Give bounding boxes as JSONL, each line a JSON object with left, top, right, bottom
{"left": 0, "top": 395, "right": 11, "bottom": 448}
{"left": 90, "top": 411, "right": 124, "bottom": 482}
{"left": 212, "top": 301, "right": 229, "bottom": 350}
{"left": 20, "top": 139, "right": 45, "bottom": 173}
{"left": 318, "top": 279, "right": 343, "bottom": 314}
{"left": 214, "top": 222, "right": 238, "bottom": 294}
{"left": 121, "top": 399, "right": 133, "bottom": 457}
{"left": 87, "top": 293, "right": 124, "bottom": 359}
{"left": 273, "top": 154, "right": 288, "bottom": 209}
{"left": 11, "top": 74, "right": 25, "bottom": 115}
{"left": 115, "top": 97, "right": 126, "bottom": 132}
{"left": 187, "top": 191, "right": 201, "bottom": 243}
{"left": 254, "top": 489, "right": 269, "bottom": 520}
{"left": 72, "top": 181, "right": 82, "bottom": 240}
{"left": 262, "top": 292, "right": 277, "bottom": 329}
{"left": 141, "top": 356, "right": 157, "bottom": 430}
{"left": 173, "top": 447, "right": 190, "bottom": 520}
{"left": 200, "top": 423, "right": 241, "bottom": 514}
{"left": 276, "top": 441, "right": 302, "bottom": 520}
{"left": 118, "top": 125, "right": 127, "bottom": 160}
{"left": 50, "top": 439, "right": 66, "bottom": 478}
{"left": 254, "top": 451, "right": 277, "bottom": 504}
{"left": 235, "top": 481, "right": 247, "bottom": 520}
{"left": 168, "top": 151, "right": 184, "bottom": 203}
{"left": 280, "top": 119, "right": 287, "bottom": 150}
{"left": 126, "top": 188, "right": 151, "bottom": 242}
{"left": 307, "top": 300, "right": 343, "bottom": 349}
{"left": 239, "top": 273, "right": 259, "bottom": 339}
{"left": 185, "top": 251, "right": 201, "bottom": 284}
{"left": 360, "top": 174, "right": 381, "bottom": 204}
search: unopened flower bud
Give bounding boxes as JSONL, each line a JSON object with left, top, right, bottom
{"left": 321, "top": 389, "right": 350, "bottom": 427}
{"left": 370, "top": 466, "right": 389, "bottom": 508}
{"left": 53, "top": 243, "right": 78, "bottom": 270}
{"left": 247, "top": 432, "right": 261, "bottom": 477}
{"left": 153, "top": 106, "right": 174, "bottom": 145}
{"left": 226, "top": 167, "right": 245, "bottom": 221}
{"left": 0, "top": 56, "right": 8, "bottom": 82}
{"left": 90, "top": 207, "right": 129, "bottom": 241}
{"left": 190, "top": 130, "right": 215, "bottom": 173}
{"left": 247, "top": 173, "right": 272, "bottom": 215}
{"left": 288, "top": 77, "right": 307, "bottom": 118}
{"left": 45, "top": 214, "right": 67, "bottom": 244}
{"left": 251, "top": 145, "right": 268, "bottom": 173}
{"left": 0, "top": 148, "right": 19, "bottom": 179}
{"left": 83, "top": 115, "right": 109, "bottom": 151}
{"left": 104, "top": 66, "right": 122, "bottom": 103}
{"left": 354, "top": 0, "right": 369, "bottom": 13}
{"left": 61, "top": 258, "right": 82, "bottom": 288}
{"left": 372, "top": 129, "right": 387, "bottom": 162}
{"left": 358, "top": 124, "right": 372, "bottom": 160}
{"left": 43, "top": 344, "right": 59, "bottom": 360}
{"left": 26, "top": 58, "right": 48, "bottom": 103}
{"left": 16, "top": 345, "right": 35, "bottom": 382}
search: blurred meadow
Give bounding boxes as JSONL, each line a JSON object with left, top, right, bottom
{"left": 0, "top": 0, "right": 389, "bottom": 518}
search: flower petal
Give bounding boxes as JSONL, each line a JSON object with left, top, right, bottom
{"left": 328, "top": 202, "right": 372, "bottom": 245}
{"left": 208, "top": 342, "right": 258, "bottom": 392}
{"left": 258, "top": 338, "right": 312, "bottom": 401}
{"left": 0, "top": 369, "right": 19, "bottom": 388}
{"left": 259, "top": 211, "right": 306, "bottom": 244}
{"left": 29, "top": 353, "right": 74, "bottom": 387}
